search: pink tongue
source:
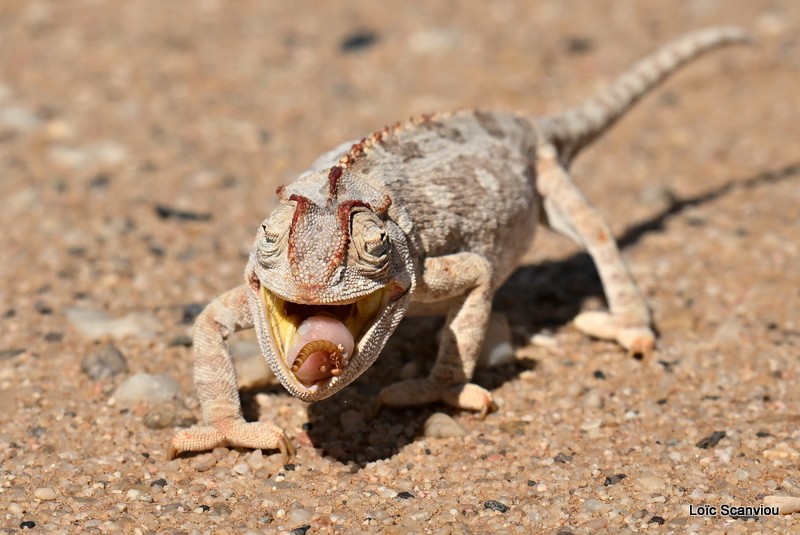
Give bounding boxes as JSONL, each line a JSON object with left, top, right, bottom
{"left": 287, "top": 315, "right": 355, "bottom": 384}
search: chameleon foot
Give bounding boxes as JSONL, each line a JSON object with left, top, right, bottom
{"left": 169, "top": 419, "right": 295, "bottom": 462}
{"left": 574, "top": 311, "right": 655, "bottom": 357}
{"left": 376, "top": 379, "right": 496, "bottom": 418}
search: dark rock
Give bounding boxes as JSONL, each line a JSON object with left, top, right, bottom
{"left": 484, "top": 500, "right": 508, "bottom": 513}
{"left": 43, "top": 332, "right": 63, "bottom": 342}
{"left": 563, "top": 35, "right": 595, "bottom": 54}
{"left": 81, "top": 344, "right": 129, "bottom": 380}
{"left": 181, "top": 303, "right": 205, "bottom": 324}
{"left": 168, "top": 334, "right": 193, "bottom": 347}
{"left": 155, "top": 204, "right": 212, "bottom": 221}
{"left": 34, "top": 301, "right": 53, "bottom": 315}
{"left": 604, "top": 473, "right": 627, "bottom": 486}
{"left": 696, "top": 431, "right": 726, "bottom": 449}
{"left": 340, "top": 30, "right": 378, "bottom": 53}
{"left": 0, "top": 348, "right": 25, "bottom": 359}
{"left": 553, "top": 452, "right": 572, "bottom": 463}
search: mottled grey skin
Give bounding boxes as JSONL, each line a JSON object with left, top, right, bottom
{"left": 170, "top": 27, "right": 750, "bottom": 460}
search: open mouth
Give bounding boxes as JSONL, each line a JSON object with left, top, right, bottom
{"left": 261, "top": 286, "right": 388, "bottom": 390}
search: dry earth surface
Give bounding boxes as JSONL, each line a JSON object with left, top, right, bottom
{"left": 1, "top": 0, "right": 799, "bottom": 533}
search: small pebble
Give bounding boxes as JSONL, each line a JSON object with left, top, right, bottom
{"left": 696, "top": 430, "right": 726, "bottom": 449}
{"left": 423, "top": 412, "right": 467, "bottom": 438}
{"left": 340, "top": 30, "right": 378, "bottom": 53}
{"left": 150, "top": 478, "right": 167, "bottom": 488}
{"left": 648, "top": 516, "right": 666, "bottom": 525}
{"left": 0, "top": 348, "right": 25, "bottom": 359}
{"left": 81, "top": 344, "right": 129, "bottom": 380}
{"left": 0, "top": 106, "right": 42, "bottom": 132}
{"left": 212, "top": 504, "right": 233, "bottom": 516}
{"left": 181, "top": 303, "right": 205, "bottom": 324}
{"left": 66, "top": 307, "right": 160, "bottom": 340}
{"left": 288, "top": 508, "right": 312, "bottom": 524}
{"left": 168, "top": 334, "right": 193, "bottom": 347}
{"left": 232, "top": 463, "right": 250, "bottom": 475}
{"left": 582, "top": 389, "right": 604, "bottom": 409}
{"left": 290, "top": 525, "right": 311, "bottom": 535}
{"left": 530, "top": 333, "right": 558, "bottom": 348}
{"left": 34, "top": 301, "right": 53, "bottom": 315}
{"left": 639, "top": 475, "right": 666, "bottom": 491}
{"left": 764, "top": 495, "right": 800, "bottom": 514}
{"left": 19, "top": 521, "right": 36, "bottom": 530}
{"left": 142, "top": 404, "right": 178, "bottom": 429}
{"left": 155, "top": 204, "right": 212, "bottom": 221}
{"left": 604, "top": 474, "right": 626, "bottom": 486}
{"left": 396, "top": 491, "right": 414, "bottom": 499}
{"left": 246, "top": 450, "right": 264, "bottom": 470}
{"left": 112, "top": 373, "right": 181, "bottom": 408}
{"left": 583, "top": 499, "right": 604, "bottom": 512}
{"left": 408, "top": 29, "right": 461, "bottom": 54}
{"left": 478, "top": 312, "right": 515, "bottom": 367}
{"left": 192, "top": 453, "right": 217, "bottom": 472}
{"left": 43, "top": 332, "right": 63, "bottom": 342}
{"left": 553, "top": 452, "right": 572, "bottom": 463}
{"left": 763, "top": 442, "right": 800, "bottom": 461}
{"left": 33, "top": 487, "right": 57, "bottom": 500}
{"left": 484, "top": 500, "right": 508, "bottom": 513}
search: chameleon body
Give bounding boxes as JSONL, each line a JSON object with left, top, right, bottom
{"left": 170, "top": 27, "right": 750, "bottom": 460}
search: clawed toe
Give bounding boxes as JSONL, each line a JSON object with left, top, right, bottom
{"left": 376, "top": 379, "right": 496, "bottom": 417}
{"left": 574, "top": 311, "right": 655, "bottom": 356}
{"left": 169, "top": 420, "right": 294, "bottom": 462}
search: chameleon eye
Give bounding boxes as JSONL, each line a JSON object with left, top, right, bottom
{"left": 351, "top": 210, "right": 390, "bottom": 272}
{"left": 257, "top": 204, "right": 293, "bottom": 265}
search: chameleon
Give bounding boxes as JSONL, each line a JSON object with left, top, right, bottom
{"left": 169, "top": 27, "right": 750, "bottom": 460}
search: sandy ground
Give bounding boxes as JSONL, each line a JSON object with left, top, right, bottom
{"left": 1, "top": 0, "right": 799, "bottom": 533}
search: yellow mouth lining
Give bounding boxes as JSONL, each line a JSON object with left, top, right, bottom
{"left": 261, "top": 286, "right": 387, "bottom": 377}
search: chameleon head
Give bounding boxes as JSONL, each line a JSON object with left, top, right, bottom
{"left": 246, "top": 166, "right": 414, "bottom": 401}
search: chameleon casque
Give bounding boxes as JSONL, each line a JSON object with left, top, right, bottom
{"left": 170, "top": 27, "right": 750, "bottom": 460}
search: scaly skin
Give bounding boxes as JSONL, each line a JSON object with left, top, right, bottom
{"left": 169, "top": 27, "right": 751, "bottom": 460}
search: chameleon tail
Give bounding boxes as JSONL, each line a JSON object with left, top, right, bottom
{"left": 541, "top": 26, "right": 752, "bottom": 164}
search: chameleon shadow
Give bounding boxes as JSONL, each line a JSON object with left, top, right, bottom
{"left": 303, "top": 162, "right": 799, "bottom": 466}
{"left": 498, "top": 161, "right": 800, "bottom": 335}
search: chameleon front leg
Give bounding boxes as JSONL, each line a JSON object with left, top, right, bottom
{"left": 536, "top": 144, "right": 655, "bottom": 355}
{"left": 377, "top": 253, "right": 497, "bottom": 416}
{"left": 169, "top": 284, "right": 295, "bottom": 460}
